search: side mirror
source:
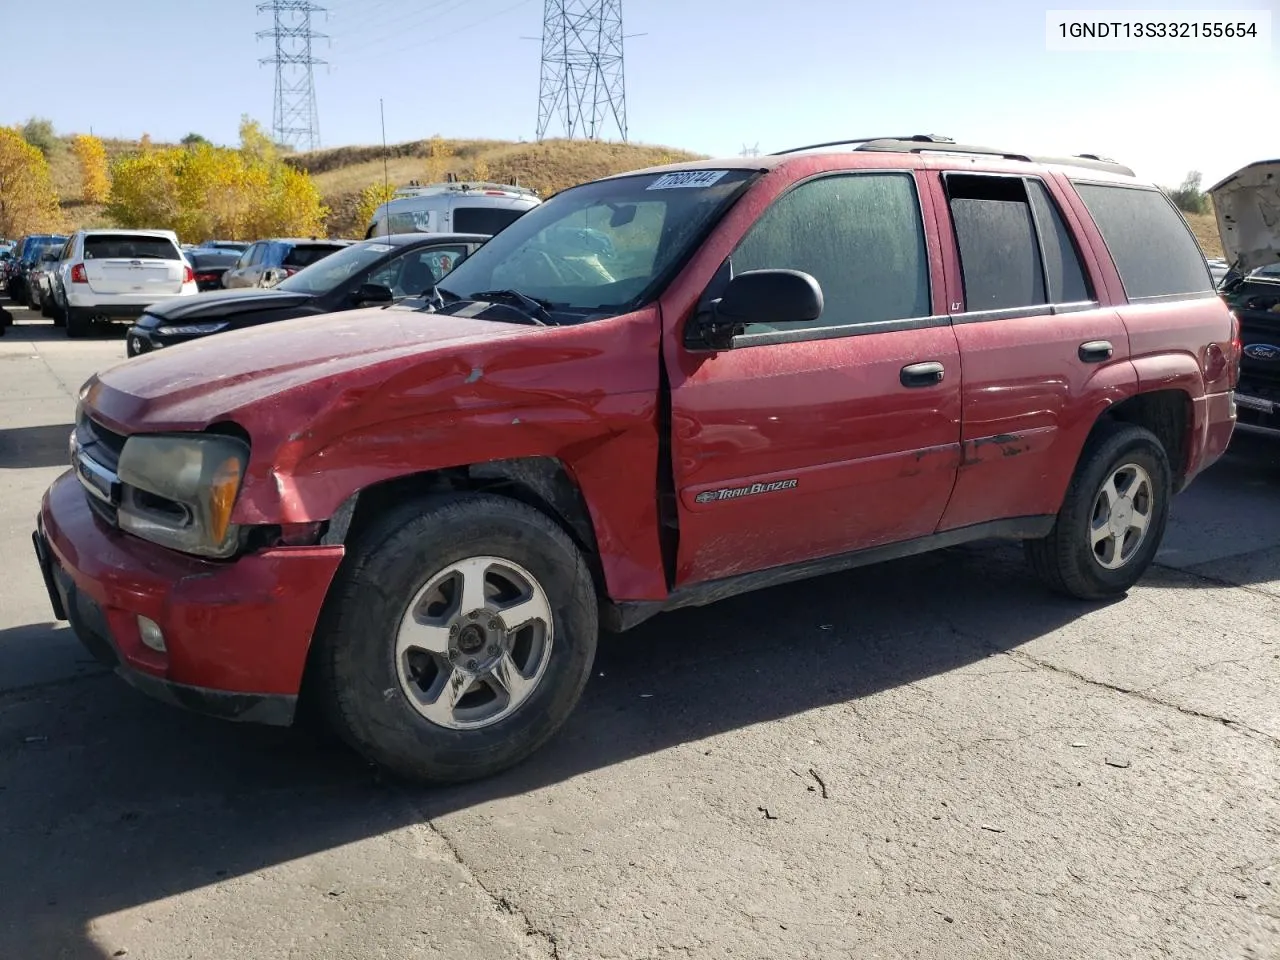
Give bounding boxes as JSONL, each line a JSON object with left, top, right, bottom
{"left": 355, "top": 282, "right": 393, "bottom": 304}
{"left": 42, "top": 252, "right": 59, "bottom": 262}
{"left": 695, "top": 269, "right": 823, "bottom": 348}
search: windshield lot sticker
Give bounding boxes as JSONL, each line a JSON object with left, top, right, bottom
{"left": 647, "top": 170, "right": 730, "bottom": 190}
{"left": 695, "top": 478, "right": 798, "bottom": 504}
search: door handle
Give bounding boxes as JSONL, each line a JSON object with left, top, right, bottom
{"left": 900, "top": 361, "right": 945, "bottom": 388}
{"left": 1079, "top": 340, "right": 1114, "bottom": 363}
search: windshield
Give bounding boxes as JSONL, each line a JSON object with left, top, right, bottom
{"left": 437, "top": 168, "right": 757, "bottom": 318}
{"left": 276, "top": 241, "right": 396, "bottom": 295}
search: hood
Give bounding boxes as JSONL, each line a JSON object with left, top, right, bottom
{"left": 1208, "top": 160, "right": 1280, "bottom": 273}
{"left": 142, "top": 287, "right": 314, "bottom": 322}
{"left": 82, "top": 305, "right": 535, "bottom": 432}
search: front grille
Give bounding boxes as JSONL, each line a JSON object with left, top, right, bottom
{"left": 74, "top": 409, "right": 127, "bottom": 528}
{"left": 75, "top": 409, "right": 127, "bottom": 472}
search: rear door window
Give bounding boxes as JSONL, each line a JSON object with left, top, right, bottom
{"left": 453, "top": 206, "right": 526, "bottom": 236}
{"left": 1072, "top": 182, "right": 1213, "bottom": 300}
{"left": 945, "top": 175, "right": 1046, "bottom": 312}
{"left": 944, "top": 174, "right": 1093, "bottom": 312}
{"left": 83, "top": 234, "right": 180, "bottom": 260}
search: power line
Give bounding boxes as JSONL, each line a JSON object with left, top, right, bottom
{"left": 536, "top": 0, "right": 628, "bottom": 142}
{"left": 332, "top": 0, "right": 533, "bottom": 66}
{"left": 327, "top": 0, "right": 477, "bottom": 60}
{"left": 256, "top": 0, "right": 327, "bottom": 151}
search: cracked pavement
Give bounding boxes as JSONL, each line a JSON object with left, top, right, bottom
{"left": 1, "top": 309, "right": 1278, "bottom": 959}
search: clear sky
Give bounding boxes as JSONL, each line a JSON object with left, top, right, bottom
{"left": 3, "top": 0, "right": 1276, "bottom": 188}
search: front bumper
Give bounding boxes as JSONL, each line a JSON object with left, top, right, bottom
{"left": 34, "top": 471, "right": 346, "bottom": 725}
{"left": 1233, "top": 377, "right": 1280, "bottom": 432}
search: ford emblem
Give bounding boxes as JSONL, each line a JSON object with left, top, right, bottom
{"left": 1243, "top": 343, "right": 1280, "bottom": 362}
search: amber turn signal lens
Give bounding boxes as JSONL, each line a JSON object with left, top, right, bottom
{"left": 207, "top": 456, "right": 243, "bottom": 544}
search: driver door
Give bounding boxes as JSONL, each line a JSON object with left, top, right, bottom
{"left": 666, "top": 171, "right": 963, "bottom": 586}
{"left": 366, "top": 244, "right": 472, "bottom": 298}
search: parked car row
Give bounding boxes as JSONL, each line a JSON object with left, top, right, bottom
{"left": 3, "top": 233, "right": 69, "bottom": 305}
{"left": 126, "top": 231, "right": 486, "bottom": 355}
{"left": 2, "top": 178, "right": 549, "bottom": 341}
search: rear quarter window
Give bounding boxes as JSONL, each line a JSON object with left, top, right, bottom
{"left": 453, "top": 206, "right": 526, "bottom": 236}
{"left": 283, "top": 244, "right": 344, "bottom": 268}
{"left": 1073, "top": 182, "right": 1213, "bottom": 300}
{"left": 83, "top": 235, "right": 180, "bottom": 260}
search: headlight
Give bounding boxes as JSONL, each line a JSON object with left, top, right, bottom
{"left": 116, "top": 433, "right": 250, "bottom": 559}
{"left": 156, "top": 322, "right": 228, "bottom": 336}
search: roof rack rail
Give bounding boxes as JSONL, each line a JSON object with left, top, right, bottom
{"left": 855, "top": 139, "right": 1033, "bottom": 162}
{"left": 766, "top": 137, "right": 1135, "bottom": 176}
{"left": 768, "top": 134, "right": 954, "bottom": 156}
{"left": 849, "top": 139, "right": 1135, "bottom": 176}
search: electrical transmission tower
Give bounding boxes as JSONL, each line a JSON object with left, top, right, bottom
{"left": 256, "top": 0, "right": 326, "bottom": 151}
{"left": 536, "top": 0, "right": 627, "bottom": 142}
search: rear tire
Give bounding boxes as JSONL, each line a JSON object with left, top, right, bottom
{"left": 1025, "top": 420, "right": 1171, "bottom": 600}
{"left": 65, "top": 308, "right": 89, "bottom": 339}
{"left": 312, "top": 492, "right": 599, "bottom": 784}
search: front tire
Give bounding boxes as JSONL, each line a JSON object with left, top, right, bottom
{"left": 312, "top": 492, "right": 599, "bottom": 784}
{"left": 1025, "top": 421, "right": 1171, "bottom": 600}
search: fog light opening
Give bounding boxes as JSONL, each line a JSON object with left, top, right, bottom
{"left": 138, "top": 616, "right": 166, "bottom": 653}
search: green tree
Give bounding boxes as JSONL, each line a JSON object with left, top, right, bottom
{"left": 181, "top": 132, "right": 211, "bottom": 147}
{"left": 1168, "top": 171, "right": 1208, "bottom": 215}
{"left": 20, "top": 117, "right": 58, "bottom": 157}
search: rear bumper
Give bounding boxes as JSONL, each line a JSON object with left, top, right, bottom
{"left": 35, "top": 471, "right": 346, "bottom": 724}
{"left": 1182, "top": 389, "right": 1236, "bottom": 487}
{"left": 66, "top": 292, "right": 198, "bottom": 317}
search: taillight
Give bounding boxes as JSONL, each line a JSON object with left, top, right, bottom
{"left": 194, "top": 272, "right": 217, "bottom": 283}
{"left": 70, "top": 264, "right": 87, "bottom": 283}
{"left": 182, "top": 265, "right": 194, "bottom": 284}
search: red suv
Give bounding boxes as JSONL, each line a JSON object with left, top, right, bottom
{"left": 32, "top": 136, "right": 1239, "bottom": 783}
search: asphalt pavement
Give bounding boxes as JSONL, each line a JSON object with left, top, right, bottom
{"left": 1, "top": 304, "right": 1277, "bottom": 960}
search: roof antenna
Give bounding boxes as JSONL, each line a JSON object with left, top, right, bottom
{"left": 380, "top": 98, "right": 391, "bottom": 240}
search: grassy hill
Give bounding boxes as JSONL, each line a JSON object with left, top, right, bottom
{"left": 44, "top": 134, "right": 1226, "bottom": 258}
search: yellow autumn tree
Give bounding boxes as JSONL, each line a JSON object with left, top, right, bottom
{"left": 423, "top": 135, "right": 455, "bottom": 183}
{"left": 106, "top": 149, "right": 180, "bottom": 230}
{"left": 355, "top": 181, "right": 398, "bottom": 233}
{"left": 106, "top": 122, "right": 327, "bottom": 242}
{"left": 72, "top": 133, "right": 110, "bottom": 203}
{"left": 470, "top": 157, "right": 491, "bottom": 182}
{"left": 0, "top": 127, "right": 62, "bottom": 236}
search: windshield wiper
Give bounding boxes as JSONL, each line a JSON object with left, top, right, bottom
{"left": 466, "top": 289, "right": 557, "bottom": 325}
{"left": 389, "top": 284, "right": 461, "bottom": 311}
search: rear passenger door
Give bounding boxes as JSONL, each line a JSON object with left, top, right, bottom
{"left": 924, "top": 171, "right": 1133, "bottom": 533}
{"left": 668, "top": 171, "right": 963, "bottom": 585}
{"left": 224, "top": 243, "right": 257, "bottom": 288}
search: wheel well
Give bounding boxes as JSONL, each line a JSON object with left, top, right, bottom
{"left": 294, "top": 458, "right": 607, "bottom": 728}
{"left": 1093, "top": 390, "right": 1192, "bottom": 490}
{"left": 328, "top": 457, "right": 608, "bottom": 597}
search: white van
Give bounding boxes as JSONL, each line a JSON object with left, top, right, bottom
{"left": 365, "top": 180, "right": 541, "bottom": 239}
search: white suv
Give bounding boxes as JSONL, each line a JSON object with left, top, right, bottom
{"left": 55, "top": 229, "right": 197, "bottom": 338}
